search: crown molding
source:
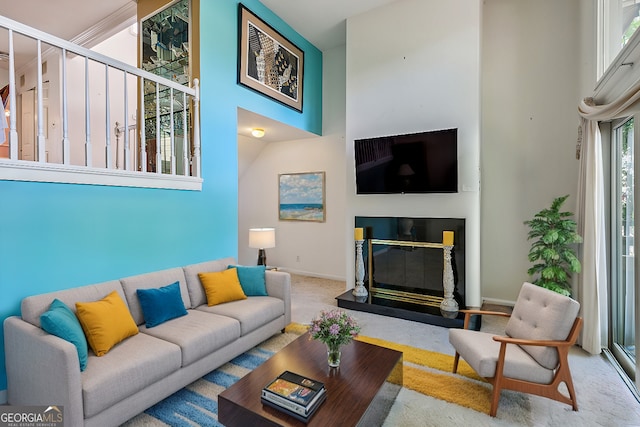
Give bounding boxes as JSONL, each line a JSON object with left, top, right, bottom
{"left": 70, "top": 2, "right": 137, "bottom": 49}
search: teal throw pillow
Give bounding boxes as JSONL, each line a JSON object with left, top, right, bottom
{"left": 137, "top": 281, "right": 188, "bottom": 328}
{"left": 227, "top": 265, "right": 268, "bottom": 296}
{"left": 40, "top": 299, "right": 89, "bottom": 371}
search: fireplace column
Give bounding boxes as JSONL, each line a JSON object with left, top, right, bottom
{"left": 440, "top": 231, "right": 458, "bottom": 317}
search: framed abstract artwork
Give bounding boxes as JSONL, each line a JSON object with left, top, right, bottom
{"left": 279, "top": 172, "right": 325, "bottom": 222}
{"left": 238, "top": 4, "right": 304, "bottom": 112}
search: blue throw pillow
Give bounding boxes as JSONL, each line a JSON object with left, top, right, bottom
{"left": 40, "top": 299, "right": 89, "bottom": 371}
{"left": 137, "top": 281, "right": 188, "bottom": 328}
{"left": 228, "top": 265, "right": 268, "bottom": 296}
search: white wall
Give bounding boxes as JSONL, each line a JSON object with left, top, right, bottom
{"left": 481, "top": 0, "right": 584, "bottom": 303}
{"left": 238, "top": 45, "right": 347, "bottom": 280}
{"left": 345, "top": 0, "right": 482, "bottom": 306}
{"left": 239, "top": 0, "right": 594, "bottom": 305}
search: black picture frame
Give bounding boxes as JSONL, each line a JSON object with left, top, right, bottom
{"left": 238, "top": 4, "right": 304, "bottom": 112}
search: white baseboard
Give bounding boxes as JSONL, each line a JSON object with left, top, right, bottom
{"left": 278, "top": 268, "right": 346, "bottom": 283}
{"left": 481, "top": 297, "right": 516, "bottom": 307}
{"left": 0, "top": 389, "right": 6, "bottom": 404}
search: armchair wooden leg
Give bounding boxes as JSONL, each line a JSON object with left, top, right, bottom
{"left": 489, "top": 386, "right": 501, "bottom": 417}
{"left": 453, "top": 352, "right": 460, "bottom": 373}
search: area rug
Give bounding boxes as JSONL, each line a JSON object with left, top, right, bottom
{"left": 123, "top": 324, "right": 513, "bottom": 426}
{"left": 286, "top": 323, "right": 496, "bottom": 414}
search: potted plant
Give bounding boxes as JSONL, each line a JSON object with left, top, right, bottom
{"left": 524, "top": 195, "right": 582, "bottom": 296}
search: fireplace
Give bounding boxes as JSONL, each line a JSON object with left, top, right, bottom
{"left": 337, "top": 216, "right": 469, "bottom": 328}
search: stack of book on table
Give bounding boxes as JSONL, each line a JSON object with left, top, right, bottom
{"left": 261, "top": 370, "right": 327, "bottom": 423}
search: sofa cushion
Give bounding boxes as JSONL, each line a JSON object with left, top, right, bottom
{"left": 199, "top": 269, "right": 247, "bottom": 306}
{"left": 82, "top": 332, "right": 182, "bottom": 419}
{"left": 197, "top": 296, "right": 284, "bottom": 336}
{"left": 449, "top": 328, "right": 554, "bottom": 383}
{"left": 76, "top": 291, "right": 139, "bottom": 356}
{"left": 505, "top": 282, "right": 580, "bottom": 369}
{"left": 183, "top": 257, "right": 236, "bottom": 307}
{"left": 228, "top": 265, "right": 268, "bottom": 296}
{"left": 137, "top": 281, "right": 188, "bottom": 328}
{"left": 40, "top": 299, "right": 89, "bottom": 371}
{"left": 139, "top": 309, "right": 241, "bottom": 366}
{"left": 20, "top": 280, "right": 125, "bottom": 328}
{"left": 120, "top": 267, "right": 190, "bottom": 323}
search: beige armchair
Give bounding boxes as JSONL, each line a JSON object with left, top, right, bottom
{"left": 449, "top": 282, "right": 582, "bottom": 417}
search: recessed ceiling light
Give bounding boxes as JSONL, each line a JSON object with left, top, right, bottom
{"left": 251, "top": 128, "right": 265, "bottom": 138}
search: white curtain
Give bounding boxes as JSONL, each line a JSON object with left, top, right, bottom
{"left": 577, "top": 83, "right": 640, "bottom": 354}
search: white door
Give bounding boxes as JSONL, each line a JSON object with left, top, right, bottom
{"left": 20, "top": 89, "right": 35, "bottom": 161}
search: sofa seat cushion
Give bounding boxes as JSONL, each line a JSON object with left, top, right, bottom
{"left": 139, "top": 309, "right": 240, "bottom": 366}
{"left": 449, "top": 329, "right": 554, "bottom": 384}
{"left": 82, "top": 332, "right": 181, "bottom": 419}
{"left": 197, "top": 296, "right": 284, "bottom": 336}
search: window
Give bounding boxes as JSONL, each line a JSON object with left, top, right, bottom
{"left": 611, "top": 117, "right": 637, "bottom": 383}
{"left": 599, "top": 0, "right": 640, "bottom": 78}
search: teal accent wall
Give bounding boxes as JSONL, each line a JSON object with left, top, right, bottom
{"left": 0, "top": 0, "right": 321, "bottom": 393}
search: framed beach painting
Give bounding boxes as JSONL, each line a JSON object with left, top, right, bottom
{"left": 279, "top": 172, "right": 325, "bottom": 222}
{"left": 238, "top": 4, "right": 304, "bottom": 112}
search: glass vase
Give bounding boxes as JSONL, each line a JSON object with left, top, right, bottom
{"left": 327, "top": 343, "right": 341, "bottom": 368}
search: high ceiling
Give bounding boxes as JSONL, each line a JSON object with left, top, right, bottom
{"left": 1, "top": 0, "right": 400, "bottom": 141}
{"left": 1, "top": 0, "right": 400, "bottom": 52}
{"left": 0, "top": 1, "right": 135, "bottom": 42}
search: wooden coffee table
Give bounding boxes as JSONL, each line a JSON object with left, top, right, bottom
{"left": 218, "top": 332, "right": 403, "bottom": 426}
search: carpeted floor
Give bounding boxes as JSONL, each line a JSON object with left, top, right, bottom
{"left": 288, "top": 274, "right": 640, "bottom": 426}
{"left": 124, "top": 274, "right": 640, "bottom": 426}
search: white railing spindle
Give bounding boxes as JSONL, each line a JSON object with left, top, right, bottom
{"left": 62, "top": 48, "right": 70, "bottom": 165}
{"left": 84, "top": 57, "right": 91, "bottom": 167}
{"left": 123, "top": 71, "right": 130, "bottom": 171}
{"left": 139, "top": 77, "right": 146, "bottom": 172}
{"left": 105, "top": 64, "right": 111, "bottom": 169}
{"left": 36, "top": 40, "right": 45, "bottom": 163}
{"left": 170, "top": 87, "right": 175, "bottom": 176}
{"left": 155, "top": 83, "right": 161, "bottom": 174}
{"left": 192, "top": 79, "right": 200, "bottom": 178}
{"left": 182, "top": 91, "right": 188, "bottom": 176}
{"left": 8, "top": 29, "right": 18, "bottom": 160}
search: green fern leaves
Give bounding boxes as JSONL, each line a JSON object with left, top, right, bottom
{"left": 524, "top": 195, "right": 582, "bottom": 296}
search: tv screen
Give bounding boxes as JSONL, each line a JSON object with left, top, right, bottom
{"left": 354, "top": 128, "right": 458, "bottom": 194}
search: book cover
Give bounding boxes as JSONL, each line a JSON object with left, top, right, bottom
{"left": 263, "top": 371, "right": 324, "bottom": 408}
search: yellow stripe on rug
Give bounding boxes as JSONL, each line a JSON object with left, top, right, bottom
{"left": 285, "top": 322, "right": 493, "bottom": 414}
{"left": 285, "top": 323, "right": 482, "bottom": 381}
{"left": 402, "top": 364, "right": 492, "bottom": 414}
{"left": 355, "top": 335, "right": 483, "bottom": 382}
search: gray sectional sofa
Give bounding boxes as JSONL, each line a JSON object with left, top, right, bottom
{"left": 3, "top": 257, "right": 291, "bottom": 426}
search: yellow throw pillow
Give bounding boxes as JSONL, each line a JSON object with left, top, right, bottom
{"left": 75, "top": 291, "right": 139, "bottom": 356}
{"left": 198, "top": 268, "right": 247, "bottom": 306}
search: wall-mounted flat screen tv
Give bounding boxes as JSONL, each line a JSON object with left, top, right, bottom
{"left": 354, "top": 128, "right": 458, "bottom": 194}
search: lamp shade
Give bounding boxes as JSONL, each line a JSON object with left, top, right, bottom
{"left": 249, "top": 228, "right": 276, "bottom": 249}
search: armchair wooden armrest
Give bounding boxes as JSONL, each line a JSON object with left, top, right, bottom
{"left": 492, "top": 335, "right": 575, "bottom": 348}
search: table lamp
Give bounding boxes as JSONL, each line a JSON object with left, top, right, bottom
{"left": 249, "top": 228, "right": 276, "bottom": 266}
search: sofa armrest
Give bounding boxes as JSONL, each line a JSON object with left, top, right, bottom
{"left": 4, "top": 316, "right": 84, "bottom": 426}
{"left": 265, "top": 270, "right": 291, "bottom": 326}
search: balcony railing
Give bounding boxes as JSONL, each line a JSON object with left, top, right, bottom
{"left": 0, "top": 15, "right": 201, "bottom": 190}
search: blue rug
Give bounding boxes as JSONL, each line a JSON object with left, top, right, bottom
{"left": 122, "top": 333, "right": 299, "bottom": 426}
